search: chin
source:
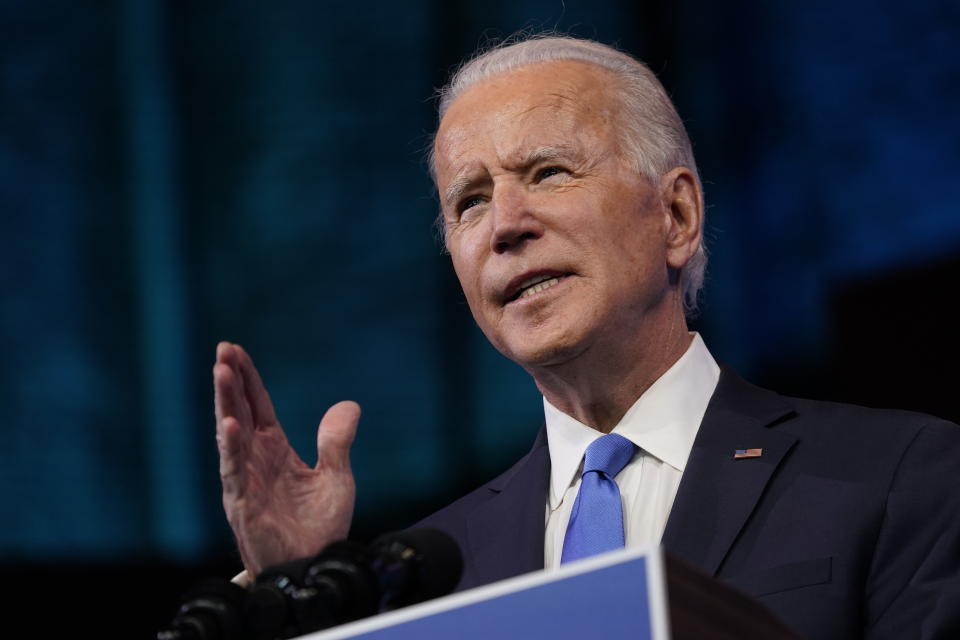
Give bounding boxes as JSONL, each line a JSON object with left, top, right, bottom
{"left": 500, "top": 330, "right": 589, "bottom": 370}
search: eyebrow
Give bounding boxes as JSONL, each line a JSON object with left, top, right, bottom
{"left": 443, "top": 175, "right": 477, "bottom": 210}
{"left": 442, "top": 144, "right": 581, "bottom": 208}
{"left": 516, "top": 143, "right": 579, "bottom": 166}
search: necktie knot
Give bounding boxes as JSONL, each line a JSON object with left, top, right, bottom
{"left": 583, "top": 433, "right": 637, "bottom": 478}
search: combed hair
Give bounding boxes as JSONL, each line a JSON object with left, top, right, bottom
{"left": 431, "top": 34, "right": 707, "bottom": 314}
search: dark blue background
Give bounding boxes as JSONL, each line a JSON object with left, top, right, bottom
{"left": 2, "top": 0, "right": 958, "bottom": 631}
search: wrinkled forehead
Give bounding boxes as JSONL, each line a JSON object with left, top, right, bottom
{"left": 432, "top": 61, "right": 622, "bottom": 176}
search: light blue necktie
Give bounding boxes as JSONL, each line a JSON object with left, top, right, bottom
{"left": 561, "top": 433, "right": 638, "bottom": 564}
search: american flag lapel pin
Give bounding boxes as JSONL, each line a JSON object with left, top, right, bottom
{"left": 734, "top": 448, "right": 763, "bottom": 459}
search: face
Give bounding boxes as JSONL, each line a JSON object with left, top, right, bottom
{"left": 434, "top": 61, "right": 682, "bottom": 370}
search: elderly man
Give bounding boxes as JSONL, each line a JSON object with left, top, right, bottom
{"left": 213, "top": 36, "right": 960, "bottom": 639}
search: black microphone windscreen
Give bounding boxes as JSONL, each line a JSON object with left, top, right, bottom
{"left": 372, "top": 528, "right": 463, "bottom": 604}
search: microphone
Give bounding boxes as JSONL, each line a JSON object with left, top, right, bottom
{"left": 370, "top": 528, "right": 463, "bottom": 610}
{"left": 156, "top": 578, "right": 249, "bottom": 640}
{"left": 247, "top": 527, "right": 463, "bottom": 637}
{"left": 247, "top": 540, "right": 380, "bottom": 637}
{"left": 160, "top": 529, "right": 462, "bottom": 640}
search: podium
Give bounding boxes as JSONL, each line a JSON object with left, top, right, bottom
{"left": 298, "top": 546, "right": 798, "bottom": 640}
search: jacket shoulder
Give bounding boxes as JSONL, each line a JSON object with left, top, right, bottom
{"left": 716, "top": 364, "right": 959, "bottom": 457}
{"left": 414, "top": 428, "right": 548, "bottom": 534}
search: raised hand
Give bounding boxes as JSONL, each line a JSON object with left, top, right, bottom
{"left": 213, "top": 341, "right": 359, "bottom": 577}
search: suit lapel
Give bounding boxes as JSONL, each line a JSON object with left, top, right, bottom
{"left": 465, "top": 428, "right": 550, "bottom": 586}
{"left": 662, "top": 366, "right": 798, "bottom": 575}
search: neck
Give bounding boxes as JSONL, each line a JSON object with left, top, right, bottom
{"left": 529, "top": 310, "right": 692, "bottom": 433}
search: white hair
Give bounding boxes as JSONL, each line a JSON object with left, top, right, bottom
{"left": 431, "top": 34, "right": 707, "bottom": 314}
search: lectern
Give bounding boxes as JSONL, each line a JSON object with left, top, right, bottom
{"left": 294, "top": 546, "right": 798, "bottom": 640}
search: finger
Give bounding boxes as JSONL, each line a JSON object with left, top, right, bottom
{"left": 316, "top": 400, "right": 360, "bottom": 472}
{"left": 218, "top": 416, "right": 249, "bottom": 498}
{"left": 216, "top": 413, "right": 245, "bottom": 460}
{"left": 216, "top": 340, "right": 235, "bottom": 365}
{"left": 217, "top": 342, "right": 253, "bottom": 416}
{"left": 214, "top": 342, "right": 232, "bottom": 424}
{"left": 217, "top": 341, "right": 251, "bottom": 398}
{"left": 214, "top": 361, "right": 254, "bottom": 433}
{"left": 233, "top": 344, "right": 279, "bottom": 428}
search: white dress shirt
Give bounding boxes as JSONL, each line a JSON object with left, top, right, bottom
{"left": 543, "top": 333, "right": 720, "bottom": 569}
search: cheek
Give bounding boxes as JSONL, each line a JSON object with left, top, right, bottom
{"left": 594, "top": 216, "right": 668, "bottom": 289}
{"left": 450, "top": 256, "right": 472, "bottom": 292}
{"left": 450, "top": 249, "right": 486, "bottom": 309}
{"left": 449, "top": 220, "right": 493, "bottom": 276}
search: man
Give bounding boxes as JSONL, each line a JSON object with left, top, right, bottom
{"left": 213, "top": 36, "right": 960, "bottom": 638}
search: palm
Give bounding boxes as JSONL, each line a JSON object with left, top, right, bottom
{"left": 214, "top": 342, "right": 359, "bottom": 576}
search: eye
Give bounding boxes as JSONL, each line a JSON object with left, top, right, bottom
{"left": 535, "top": 166, "right": 566, "bottom": 182}
{"left": 458, "top": 194, "right": 484, "bottom": 214}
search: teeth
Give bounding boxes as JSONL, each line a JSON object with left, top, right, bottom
{"left": 516, "top": 274, "right": 552, "bottom": 290}
{"left": 518, "top": 277, "right": 560, "bottom": 299}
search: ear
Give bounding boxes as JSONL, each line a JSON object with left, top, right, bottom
{"left": 660, "top": 167, "right": 704, "bottom": 271}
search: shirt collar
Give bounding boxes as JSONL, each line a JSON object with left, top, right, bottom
{"left": 544, "top": 333, "right": 720, "bottom": 510}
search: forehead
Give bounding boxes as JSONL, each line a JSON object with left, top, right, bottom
{"left": 434, "top": 61, "right": 620, "bottom": 175}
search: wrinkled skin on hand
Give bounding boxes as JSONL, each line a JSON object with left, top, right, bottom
{"left": 213, "top": 342, "right": 359, "bottom": 577}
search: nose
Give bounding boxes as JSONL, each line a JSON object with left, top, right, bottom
{"left": 489, "top": 183, "right": 544, "bottom": 253}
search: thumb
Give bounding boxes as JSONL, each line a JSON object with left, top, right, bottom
{"left": 316, "top": 400, "right": 360, "bottom": 471}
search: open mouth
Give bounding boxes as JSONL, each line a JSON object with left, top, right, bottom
{"left": 506, "top": 273, "right": 571, "bottom": 303}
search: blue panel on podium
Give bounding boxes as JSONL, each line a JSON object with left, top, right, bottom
{"left": 304, "top": 546, "right": 670, "bottom": 640}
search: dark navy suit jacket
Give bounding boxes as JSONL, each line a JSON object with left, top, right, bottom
{"left": 417, "top": 366, "right": 960, "bottom": 639}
